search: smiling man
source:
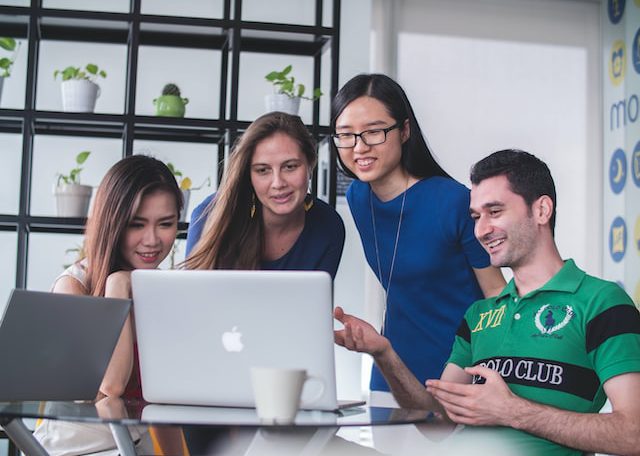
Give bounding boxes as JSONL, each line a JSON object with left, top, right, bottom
{"left": 334, "top": 150, "right": 640, "bottom": 455}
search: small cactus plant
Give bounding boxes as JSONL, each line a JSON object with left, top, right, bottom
{"left": 162, "top": 83, "right": 181, "bottom": 97}
{"left": 154, "top": 83, "right": 188, "bottom": 117}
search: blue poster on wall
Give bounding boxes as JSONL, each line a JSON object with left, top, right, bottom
{"left": 608, "top": 0, "right": 625, "bottom": 24}
{"left": 609, "top": 216, "right": 627, "bottom": 262}
{"left": 609, "top": 148, "right": 627, "bottom": 194}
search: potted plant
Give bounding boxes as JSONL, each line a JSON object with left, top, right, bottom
{"left": 154, "top": 83, "right": 189, "bottom": 117}
{"left": 166, "top": 162, "right": 210, "bottom": 222}
{"left": 53, "top": 64, "right": 107, "bottom": 113}
{"left": 54, "top": 150, "right": 93, "bottom": 218}
{"left": 0, "top": 37, "right": 20, "bottom": 105}
{"left": 264, "top": 65, "right": 323, "bottom": 116}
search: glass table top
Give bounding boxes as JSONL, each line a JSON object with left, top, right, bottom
{"left": 0, "top": 399, "right": 433, "bottom": 428}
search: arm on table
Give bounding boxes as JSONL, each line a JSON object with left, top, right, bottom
{"left": 99, "top": 271, "right": 135, "bottom": 398}
{"left": 428, "top": 366, "right": 640, "bottom": 456}
{"left": 334, "top": 306, "right": 471, "bottom": 411}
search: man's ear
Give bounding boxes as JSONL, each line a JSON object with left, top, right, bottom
{"left": 533, "top": 195, "right": 554, "bottom": 226}
{"left": 401, "top": 118, "right": 410, "bottom": 144}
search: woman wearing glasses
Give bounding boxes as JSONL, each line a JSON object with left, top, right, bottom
{"left": 331, "top": 74, "right": 505, "bottom": 405}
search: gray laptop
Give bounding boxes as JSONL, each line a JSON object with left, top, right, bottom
{"left": 132, "top": 270, "right": 364, "bottom": 411}
{"left": 0, "top": 289, "right": 131, "bottom": 401}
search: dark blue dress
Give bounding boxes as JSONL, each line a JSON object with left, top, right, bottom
{"left": 186, "top": 194, "right": 345, "bottom": 279}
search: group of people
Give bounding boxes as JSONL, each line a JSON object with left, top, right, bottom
{"left": 37, "top": 73, "right": 640, "bottom": 456}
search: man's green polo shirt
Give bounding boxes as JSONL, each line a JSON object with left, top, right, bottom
{"left": 447, "top": 259, "right": 640, "bottom": 455}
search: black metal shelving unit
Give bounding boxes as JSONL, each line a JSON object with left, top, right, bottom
{"left": 0, "top": 0, "right": 340, "bottom": 290}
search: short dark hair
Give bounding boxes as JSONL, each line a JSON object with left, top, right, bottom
{"left": 470, "top": 149, "right": 557, "bottom": 234}
{"left": 330, "top": 73, "right": 449, "bottom": 180}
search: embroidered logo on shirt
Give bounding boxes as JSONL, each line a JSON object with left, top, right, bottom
{"left": 533, "top": 304, "right": 574, "bottom": 338}
{"left": 471, "top": 304, "right": 506, "bottom": 333}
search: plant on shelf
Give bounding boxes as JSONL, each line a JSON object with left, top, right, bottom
{"left": 53, "top": 63, "right": 107, "bottom": 113}
{"left": 166, "top": 162, "right": 211, "bottom": 222}
{"left": 154, "top": 83, "right": 189, "bottom": 118}
{"left": 0, "top": 37, "right": 19, "bottom": 78}
{"left": 54, "top": 150, "right": 93, "bottom": 218}
{"left": 264, "top": 65, "right": 322, "bottom": 115}
{"left": 0, "top": 37, "right": 20, "bottom": 104}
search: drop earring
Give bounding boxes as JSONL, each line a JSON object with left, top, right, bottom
{"left": 303, "top": 193, "right": 314, "bottom": 212}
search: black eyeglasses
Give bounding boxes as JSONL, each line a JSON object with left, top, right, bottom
{"left": 332, "top": 123, "right": 401, "bottom": 148}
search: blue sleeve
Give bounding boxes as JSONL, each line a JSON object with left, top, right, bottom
{"left": 440, "top": 180, "right": 490, "bottom": 269}
{"left": 185, "top": 194, "right": 215, "bottom": 256}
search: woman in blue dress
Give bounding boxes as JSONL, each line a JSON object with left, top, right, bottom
{"left": 184, "top": 111, "right": 344, "bottom": 278}
{"left": 331, "top": 74, "right": 505, "bottom": 403}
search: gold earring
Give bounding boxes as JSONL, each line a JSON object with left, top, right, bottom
{"left": 250, "top": 194, "right": 256, "bottom": 218}
{"left": 303, "top": 194, "right": 314, "bottom": 212}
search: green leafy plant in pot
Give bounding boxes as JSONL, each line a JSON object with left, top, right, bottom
{"left": 54, "top": 150, "right": 93, "bottom": 218}
{"left": 54, "top": 64, "right": 107, "bottom": 113}
{"left": 166, "top": 162, "right": 211, "bottom": 222}
{"left": 154, "top": 83, "right": 189, "bottom": 117}
{"left": 264, "top": 65, "right": 322, "bottom": 116}
{"left": 0, "top": 37, "right": 20, "bottom": 105}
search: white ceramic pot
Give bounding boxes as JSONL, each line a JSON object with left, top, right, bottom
{"left": 264, "top": 93, "right": 300, "bottom": 116}
{"left": 61, "top": 80, "right": 100, "bottom": 113}
{"left": 180, "top": 189, "right": 190, "bottom": 222}
{"left": 54, "top": 184, "right": 93, "bottom": 218}
{"left": 0, "top": 76, "right": 4, "bottom": 106}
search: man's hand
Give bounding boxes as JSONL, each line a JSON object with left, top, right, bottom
{"left": 426, "top": 365, "right": 520, "bottom": 426}
{"left": 333, "top": 306, "right": 390, "bottom": 357}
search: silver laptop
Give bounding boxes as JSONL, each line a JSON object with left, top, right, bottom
{"left": 0, "top": 289, "right": 131, "bottom": 401}
{"left": 132, "top": 270, "right": 364, "bottom": 411}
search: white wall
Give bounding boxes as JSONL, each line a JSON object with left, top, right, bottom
{"left": 394, "top": 0, "right": 602, "bottom": 275}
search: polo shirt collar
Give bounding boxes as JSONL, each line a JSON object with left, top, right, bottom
{"left": 495, "top": 259, "right": 585, "bottom": 303}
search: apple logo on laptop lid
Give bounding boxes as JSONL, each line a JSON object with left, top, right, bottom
{"left": 222, "top": 326, "right": 244, "bottom": 352}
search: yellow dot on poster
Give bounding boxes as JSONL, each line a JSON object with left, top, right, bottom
{"left": 609, "top": 40, "right": 626, "bottom": 86}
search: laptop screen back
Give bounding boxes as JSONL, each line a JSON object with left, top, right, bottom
{"left": 0, "top": 289, "right": 131, "bottom": 401}
{"left": 132, "top": 270, "right": 338, "bottom": 410}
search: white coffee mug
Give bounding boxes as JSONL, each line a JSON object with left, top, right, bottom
{"left": 250, "top": 367, "right": 325, "bottom": 424}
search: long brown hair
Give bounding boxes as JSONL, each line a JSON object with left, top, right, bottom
{"left": 183, "top": 112, "right": 317, "bottom": 270}
{"left": 83, "top": 155, "right": 183, "bottom": 296}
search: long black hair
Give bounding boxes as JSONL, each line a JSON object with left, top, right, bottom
{"left": 330, "top": 73, "right": 450, "bottom": 180}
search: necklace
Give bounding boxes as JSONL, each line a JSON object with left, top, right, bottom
{"left": 370, "top": 181, "right": 408, "bottom": 335}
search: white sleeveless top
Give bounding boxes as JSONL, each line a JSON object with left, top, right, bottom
{"left": 50, "top": 260, "right": 89, "bottom": 293}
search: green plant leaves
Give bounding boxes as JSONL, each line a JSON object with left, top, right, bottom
{"left": 264, "top": 65, "right": 321, "bottom": 101}
{"left": 69, "top": 168, "right": 81, "bottom": 182}
{"left": 57, "top": 151, "right": 91, "bottom": 186}
{"left": 0, "top": 37, "right": 19, "bottom": 77}
{"left": 167, "top": 162, "right": 183, "bottom": 178}
{"left": 265, "top": 71, "right": 281, "bottom": 82}
{"left": 53, "top": 64, "right": 107, "bottom": 81}
{"left": 76, "top": 150, "right": 90, "bottom": 165}
{"left": 0, "top": 37, "right": 16, "bottom": 51}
